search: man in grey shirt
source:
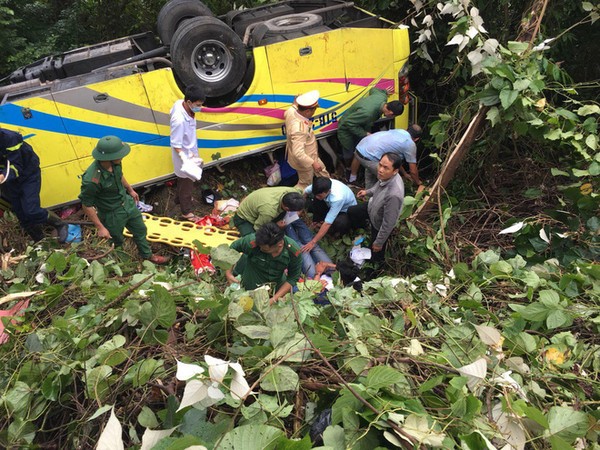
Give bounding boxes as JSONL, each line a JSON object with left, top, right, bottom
{"left": 348, "top": 152, "right": 404, "bottom": 264}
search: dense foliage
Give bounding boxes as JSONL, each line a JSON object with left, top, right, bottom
{"left": 0, "top": 0, "right": 599, "bottom": 448}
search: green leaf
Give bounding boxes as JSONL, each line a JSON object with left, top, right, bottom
{"left": 89, "top": 260, "right": 106, "bottom": 285}
{"left": 460, "top": 430, "right": 497, "bottom": 449}
{"left": 236, "top": 325, "right": 272, "bottom": 340}
{"left": 96, "top": 335, "right": 129, "bottom": 367}
{"left": 124, "top": 358, "right": 164, "bottom": 387}
{"left": 7, "top": 417, "right": 36, "bottom": 444}
{"left": 577, "top": 104, "right": 599, "bottom": 116}
{"left": 323, "top": 425, "right": 346, "bottom": 450}
{"left": 478, "top": 88, "right": 500, "bottom": 106}
{"left": 547, "top": 406, "right": 588, "bottom": 442}
{"left": 85, "top": 365, "right": 112, "bottom": 400}
{"left": 87, "top": 404, "right": 113, "bottom": 421}
{"left": 546, "top": 310, "right": 569, "bottom": 329}
{"left": 419, "top": 375, "right": 444, "bottom": 393}
{"left": 138, "top": 406, "right": 159, "bottom": 428}
{"left": 507, "top": 41, "right": 530, "bottom": 54}
{"left": 499, "top": 89, "right": 519, "bottom": 109}
{"left": 521, "top": 405, "right": 548, "bottom": 429}
{"left": 549, "top": 435, "right": 574, "bottom": 450}
{"left": 539, "top": 289, "right": 560, "bottom": 306}
{"left": 151, "top": 287, "right": 176, "bottom": 328}
{"left": 211, "top": 244, "right": 241, "bottom": 270}
{"left": 260, "top": 366, "right": 299, "bottom": 392}
{"left": 46, "top": 252, "right": 67, "bottom": 274}
{"left": 365, "top": 366, "right": 404, "bottom": 390}
{"left": 555, "top": 108, "right": 578, "bottom": 122}
{"left": 585, "top": 134, "right": 597, "bottom": 150}
{"left": 544, "top": 129, "right": 562, "bottom": 140}
{"left": 582, "top": 2, "right": 594, "bottom": 12}
{"left": 520, "top": 302, "right": 549, "bottom": 322}
{"left": 490, "top": 261, "right": 513, "bottom": 275}
{"left": 219, "top": 424, "right": 284, "bottom": 450}
{"left": 513, "top": 79, "right": 530, "bottom": 91}
{"left": 151, "top": 435, "right": 205, "bottom": 450}
{"left": 486, "top": 107, "right": 500, "bottom": 127}
{"left": 4, "top": 381, "right": 32, "bottom": 414}
{"left": 551, "top": 168, "right": 570, "bottom": 176}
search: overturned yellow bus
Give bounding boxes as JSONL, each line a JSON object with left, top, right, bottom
{"left": 0, "top": 0, "right": 411, "bottom": 208}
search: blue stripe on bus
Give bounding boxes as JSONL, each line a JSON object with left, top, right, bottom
{"left": 237, "top": 94, "right": 337, "bottom": 109}
{"left": 1, "top": 103, "right": 330, "bottom": 148}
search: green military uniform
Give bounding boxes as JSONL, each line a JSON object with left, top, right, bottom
{"left": 231, "top": 234, "right": 302, "bottom": 290}
{"left": 337, "top": 88, "right": 388, "bottom": 161}
{"left": 79, "top": 160, "right": 152, "bottom": 258}
{"left": 233, "top": 186, "right": 301, "bottom": 236}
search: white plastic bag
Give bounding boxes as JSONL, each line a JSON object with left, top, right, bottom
{"left": 264, "top": 162, "right": 281, "bottom": 186}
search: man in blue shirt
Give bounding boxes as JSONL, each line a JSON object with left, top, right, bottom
{"left": 301, "top": 177, "right": 359, "bottom": 253}
{"left": 351, "top": 125, "right": 422, "bottom": 188}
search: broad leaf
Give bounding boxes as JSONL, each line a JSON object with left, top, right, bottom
{"left": 365, "top": 366, "right": 404, "bottom": 390}
{"left": 547, "top": 406, "right": 588, "bottom": 442}
{"left": 260, "top": 366, "right": 299, "bottom": 392}
{"left": 219, "top": 424, "right": 284, "bottom": 450}
{"left": 322, "top": 425, "right": 346, "bottom": 450}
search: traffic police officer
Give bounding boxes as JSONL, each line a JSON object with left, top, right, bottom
{"left": 79, "top": 136, "right": 168, "bottom": 264}
{"left": 0, "top": 128, "right": 67, "bottom": 242}
{"left": 285, "top": 90, "right": 329, "bottom": 190}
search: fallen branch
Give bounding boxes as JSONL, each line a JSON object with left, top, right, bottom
{"left": 101, "top": 273, "right": 154, "bottom": 311}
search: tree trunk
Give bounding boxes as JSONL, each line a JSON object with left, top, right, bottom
{"left": 411, "top": 0, "right": 550, "bottom": 222}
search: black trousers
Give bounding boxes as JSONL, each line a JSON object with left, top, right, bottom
{"left": 310, "top": 198, "right": 358, "bottom": 235}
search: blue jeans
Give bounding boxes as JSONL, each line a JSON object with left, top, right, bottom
{"left": 285, "top": 219, "right": 332, "bottom": 279}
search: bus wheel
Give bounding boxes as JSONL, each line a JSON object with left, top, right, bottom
{"left": 251, "top": 13, "right": 324, "bottom": 46}
{"left": 157, "top": 0, "right": 214, "bottom": 46}
{"left": 171, "top": 16, "right": 246, "bottom": 97}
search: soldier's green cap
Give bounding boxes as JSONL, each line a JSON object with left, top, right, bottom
{"left": 92, "top": 135, "right": 131, "bottom": 161}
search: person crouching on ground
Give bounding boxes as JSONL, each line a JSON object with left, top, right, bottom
{"left": 226, "top": 222, "right": 302, "bottom": 305}
{"left": 79, "top": 136, "right": 169, "bottom": 264}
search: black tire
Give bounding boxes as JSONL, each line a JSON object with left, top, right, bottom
{"left": 263, "top": 13, "right": 323, "bottom": 33}
{"left": 171, "top": 16, "right": 246, "bottom": 97}
{"left": 157, "top": 0, "right": 214, "bottom": 46}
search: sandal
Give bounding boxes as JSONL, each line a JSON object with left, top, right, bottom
{"left": 181, "top": 213, "right": 202, "bottom": 222}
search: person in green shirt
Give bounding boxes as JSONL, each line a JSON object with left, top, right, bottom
{"left": 79, "top": 136, "right": 169, "bottom": 264}
{"left": 232, "top": 186, "right": 305, "bottom": 236}
{"left": 226, "top": 223, "right": 302, "bottom": 305}
{"left": 337, "top": 87, "right": 404, "bottom": 180}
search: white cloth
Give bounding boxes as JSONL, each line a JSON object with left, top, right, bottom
{"left": 284, "top": 211, "right": 300, "bottom": 226}
{"left": 350, "top": 246, "right": 372, "bottom": 267}
{"left": 170, "top": 99, "right": 199, "bottom": 180}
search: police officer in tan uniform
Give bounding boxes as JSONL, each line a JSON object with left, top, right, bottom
{"left": 285, "top": 90, "right": 329, "bottom": 190}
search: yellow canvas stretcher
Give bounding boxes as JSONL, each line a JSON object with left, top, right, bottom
{"left": 124, "top": 213, "right": 239, "bottom": 249}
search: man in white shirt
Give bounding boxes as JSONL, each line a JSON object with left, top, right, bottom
{"left": 170, "top": 85, "right": 206, "bottom": 221}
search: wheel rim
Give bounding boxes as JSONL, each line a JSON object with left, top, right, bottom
{"left": 191, "top": 39, "right": 233, "bottom": 83}
{"left": 274, "top": 16, "right": 309, "bottom": 27}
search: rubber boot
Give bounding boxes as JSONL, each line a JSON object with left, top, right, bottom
{"left": 47, "top": 211, "right": 68, "bottom": 243}
{"left": 25, "top": 224, "right": 44, "bottom": 242}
